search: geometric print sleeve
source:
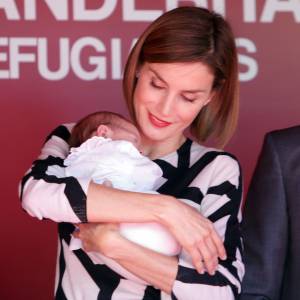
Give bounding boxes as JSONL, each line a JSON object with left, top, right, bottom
{"left": 156, "top": 141, "right": 244, "bottom": 300}
{"left": 19, "top": 124, "right": 89, "bottom": 223}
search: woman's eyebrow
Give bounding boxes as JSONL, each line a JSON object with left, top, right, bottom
{"left": 148, "top": 67, "right": 167, "bottom": 84}
{"left": 149, "top": 66, "right": 207, "bottom": 94}
{"left": 182, "top": 89, "right": 206, "bottom": 94}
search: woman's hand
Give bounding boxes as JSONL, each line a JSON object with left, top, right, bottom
{"left": 159, "top": 199, "right": 227, "bottom": 275}
{"left": 73, "top": 223, "right": 120, "bottom": 255}
{"left": 74, "top": 222, "right": 178, "bottom": 292}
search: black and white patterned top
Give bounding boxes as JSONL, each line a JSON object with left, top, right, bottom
{"left": 20, "top": 124, "right": 244, "bottom": 300}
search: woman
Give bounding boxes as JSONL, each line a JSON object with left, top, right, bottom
{"left": 20, "top": 6, "right": 243, "bottom": 299}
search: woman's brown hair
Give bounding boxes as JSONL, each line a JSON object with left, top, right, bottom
{"left": 123, "top": 6, "right": 238, "bottom": 148}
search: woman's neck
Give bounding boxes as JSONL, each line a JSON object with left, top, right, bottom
{"left": 140, "top": 135, "right": 186, "bottom": 160}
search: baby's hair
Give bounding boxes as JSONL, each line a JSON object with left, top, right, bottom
{"left": 69, "top": 111, "right": 131, "bottom": 148}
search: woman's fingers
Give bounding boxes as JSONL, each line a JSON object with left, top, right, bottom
{"left": 188, "top": 235, "right": 219, "bottom": 275}
{"left": 195, "top": 226, "right": 226, "bottom": 274}
{"left": 189, "top": 247, "right": 205, "bottom": 274}
{"left": 72, "top": 225, "right": 80, "bottom": 238}
{"left": 210, "top": 228, "right": 227, "bottom": 260}
{"left": 165, "top": 200, "right": 227, "bottom": 275}
{"left": 72, "top": 224, "right": 94, "bottom": 252}
{"left": 72, "top": 223, "right": 120, "bottom": 254}
{"left": 198, "top": 235, "right": 218, "bottom": 275}
{"left": 191, "top": 235, "right": 221, "bottom": 275}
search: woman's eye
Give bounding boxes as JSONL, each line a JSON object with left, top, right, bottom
{"left": 150, "top": 80, "right": 164, "bottom": 89}
{"left": 182, "top": 95, "right": 196, "bottom": 103}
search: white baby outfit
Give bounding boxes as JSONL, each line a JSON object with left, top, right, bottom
{"left": 59, "top": 136, "right": 180, "bottom": 283}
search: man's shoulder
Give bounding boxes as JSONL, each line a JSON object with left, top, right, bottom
{"left": 263, "top": 125, "right": 300, "bottom": 160}
{"left": 266, "top": 125, "right": 300, "bottom": 144}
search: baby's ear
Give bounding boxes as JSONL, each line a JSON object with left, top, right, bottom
{"left": 96, "top": 125, "right": 113, "bottom": 138}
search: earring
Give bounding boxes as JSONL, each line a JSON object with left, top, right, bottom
{"left": 135, "top": 71, "right": 140, "bottom": 78}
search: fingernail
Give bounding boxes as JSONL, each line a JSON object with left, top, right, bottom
{"left": 222, "top": 255, "right": 227, "bottom": 260}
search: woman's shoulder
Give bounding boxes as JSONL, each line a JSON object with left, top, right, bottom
{"left": 161, "top": 138, "right": 240, "bottom": 171}
{"left": 45, "top": 123, "right": 75, "bottom": 141}
{"left": 189, "top": 141, "right": 241, "bottom": 190}
{"left": 189, "top": 139, "right": 240, "bottom": 167}
{"left": 39, "top": 123, "right": 75, "bottom": 160}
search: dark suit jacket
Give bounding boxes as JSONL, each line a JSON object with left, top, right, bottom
{"left": 239, "top": 126, "right": 300, "bottom": 300}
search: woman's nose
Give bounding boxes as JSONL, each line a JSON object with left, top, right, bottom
{"left": 157, "top": 93, "right": 175, "bottom": 117}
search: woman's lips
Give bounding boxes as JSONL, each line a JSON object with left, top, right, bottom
{"left": 148, "top": 113, "right": 172, "bottom": 128}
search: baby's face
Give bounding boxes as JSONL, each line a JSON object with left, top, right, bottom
{"left": 111, "top": 123, "right": 141, "bottom": 150}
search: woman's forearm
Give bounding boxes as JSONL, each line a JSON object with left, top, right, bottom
{"left": 86, "top": 181, "right": 173, "bottom": 223}
{"left": 106, "top": 233, "right": 178, "bottom": 294}
{"left": 87, "top": 181, "right": 226, "bottom": 276}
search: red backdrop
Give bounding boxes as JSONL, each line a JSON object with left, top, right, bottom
{"left": 1, "top": 1, "right": 299, "bottom": 298}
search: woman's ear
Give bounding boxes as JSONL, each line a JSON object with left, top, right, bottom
{"left": 135, "top": 64, "right": 143, "bottom": 78}
{"left": 96, "top": 125, "right": 114, "bottom": 138}
{"left": 135, "top": 69, "right": 141, "bottom": 79}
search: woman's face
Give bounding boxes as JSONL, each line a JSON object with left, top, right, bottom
{"left": 133, "top": 62, "right": 215, "bottom": 148}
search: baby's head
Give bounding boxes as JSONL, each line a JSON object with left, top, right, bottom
{"left": 69, "top": 111, "right": 140, "bottom": 149}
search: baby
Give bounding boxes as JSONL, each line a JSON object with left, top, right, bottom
{"left": 64, "top": 111, "right": 180, "bottom": 283}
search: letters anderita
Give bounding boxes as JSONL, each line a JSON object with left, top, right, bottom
{"left": 0, "top": 0, "right": 300, "bottom": 81}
